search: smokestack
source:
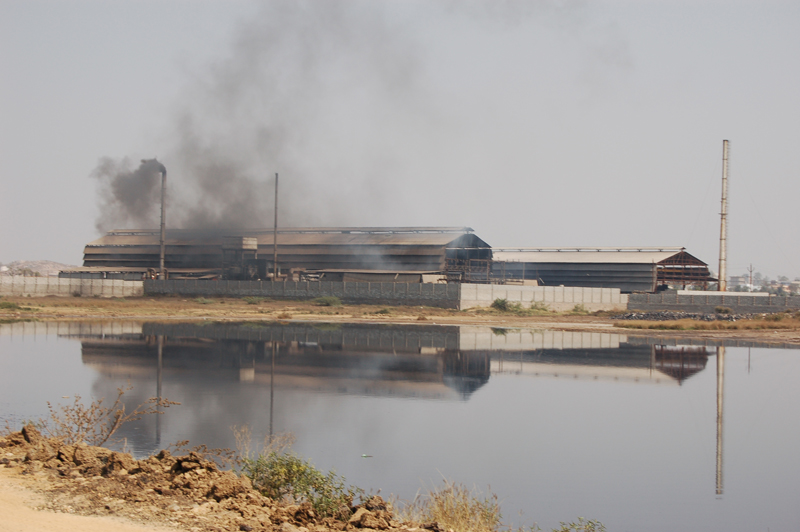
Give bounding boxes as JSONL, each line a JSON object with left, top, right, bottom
{"left": 273, "top": 173, "right": 279, "bottom": 279}
{"left": 153, "top": 160, "right": 168, "bottom": 279}
{"left": 718, "top": 140, "right": 729, "bottom": 292}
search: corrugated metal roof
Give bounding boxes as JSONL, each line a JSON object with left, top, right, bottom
{"left": 87, "top": 228, "right": 480, "bottom": 248}
{"left": 492, "top": 249, "right": 685, "bottom": 264}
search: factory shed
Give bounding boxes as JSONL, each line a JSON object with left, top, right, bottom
{"left": 71, "top": 227, "right": 491, "bottom": 279}
{"left": 491, "top": 248, "right": 714, "bottom": 293}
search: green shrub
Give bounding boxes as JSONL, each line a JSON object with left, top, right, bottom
{"left": 530, "top": 301, "right": 551, "bottom": 312}
{"left": 194, "top": 297, "right": 214, "bottom": 305}
{"left": 491, "top": 298, "right": 510, "bottom": 311}
{"left": 240, "top": 451, "right": 362, "bottom": 518}
{"left": 312, "top": 296, "right": 342, "bottom": 307}
{"left": 0, "top": 301, "right": 22, "bottom": 310}
{"left": 491, "top": 298, "right": 524, "bottom": 312}
{"left": 570, "top": 304, "right": 588, "bottom": 315}
{"left": 715, "top": 306, "right": 732, "bottom": 314}
{"left": 375, "top": 308, "right": 391, "bottom": 315}
{"left": 244, "top": 297, "right": 268, "bottom": 305}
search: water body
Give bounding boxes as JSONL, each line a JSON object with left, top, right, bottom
{"left": 1, "top": 321, "right": 798, "bottom": 532}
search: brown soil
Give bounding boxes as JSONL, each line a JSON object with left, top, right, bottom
{"left": 0, "top": 426, "right": 434, "bottom": 532}
{"left": 1, "top": 295, "right": 799, "bottom": 346}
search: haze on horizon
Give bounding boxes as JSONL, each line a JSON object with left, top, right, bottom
{"left": 1, "top": 0, "right": 798, "bottom": 280}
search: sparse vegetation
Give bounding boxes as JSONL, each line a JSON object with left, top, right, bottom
{"left": 530, "top": 301, "right": 551, "bottom": 313}
{"left": 194, "top": 297, "right": 214, "bottom": 305}
{"left": 375, "top": 308, "right": 391, "bottom": 315}
{"left": 551, "top": 518, "right": 607, "bottom": 532}
{"left": 570, "top": 304, "right": 588, "bottom": 315}
{"left": 0, "top": 301, "right": 22, "bottom": 310}
{"left": 399, "top": 480, "right": 502, "bottom": 532}
{"left": 491, "top": 298, "right": 515, "bottom": 312}
{"left": 243, "top": 296, "right": 268, "bottom": 305}
{"left": 33, "top": 383, "right": 178, "bottom": 447}
{"left": 236, "top": 426, "right": 362, "bottom": 519}
{"left": 715, "top": 306, "right": 732, "bottom": 314}
{"left": 489, "top": 298, "right": 555, "bottom": 317}
{"left": 312, "top": 296, "right": 343, "bottom": 307}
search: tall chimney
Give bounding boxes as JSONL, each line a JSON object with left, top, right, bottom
{"left": 159, "top": 166, "right": 167, "bottom": 279}
{"left": 718, "top": 140, "right": 729, "bottom": 291}
{"left": 273, "top": 173, "right": 279, "bottom": 279}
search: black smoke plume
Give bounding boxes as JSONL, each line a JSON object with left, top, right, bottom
{"left": 91, "top": 1, "right": 630, "bottom": 235}
{"left": 91, "top": 157, "right": 166, "bottom": 232}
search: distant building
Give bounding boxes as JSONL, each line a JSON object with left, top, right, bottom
{"left": 490, "top": 248, "right": 714, "bottom": 293}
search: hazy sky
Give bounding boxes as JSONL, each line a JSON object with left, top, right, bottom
{"left": 1, "top": 0, "right": 798, "bottom": 280}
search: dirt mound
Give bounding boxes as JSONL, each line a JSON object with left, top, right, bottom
{"left": 1, "top": 427, "right": 431, "bottom": 532}
{"left": 0, "top": 260, "right": 76, "bottom": 277}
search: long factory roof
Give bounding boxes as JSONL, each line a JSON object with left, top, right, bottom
{"left": 491, "top": 247, "right": 705, "bottom": 265}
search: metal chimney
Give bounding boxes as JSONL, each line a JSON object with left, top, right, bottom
{"left": 718, "top": 140, "right": 729, "bottom": 291}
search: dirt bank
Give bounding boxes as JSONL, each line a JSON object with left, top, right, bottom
{"left": 0, "top": 426, "right": 430, "bottom": 532}
{"left": 1, "top": 295, "right": 798, "bottom": 346}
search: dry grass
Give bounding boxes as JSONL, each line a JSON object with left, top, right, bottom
{"left": 615, "top": 316, "right": 800, "bottom": 331}
{"left": 399, "top": 480, "right": 503, "bottom": 532}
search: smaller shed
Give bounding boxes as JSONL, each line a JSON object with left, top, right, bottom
{"left": 491, "top": 247, "right": 714, "bottom": 293}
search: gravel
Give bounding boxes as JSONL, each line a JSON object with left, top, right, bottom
{"left": 612, "top": 311, "right": 767, "bottom": 322}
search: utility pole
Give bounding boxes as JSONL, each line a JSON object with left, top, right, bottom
{"left": 718, "top": 140, "right": 729, "bottom": 291}
{"left": 747, "top": 264, "right": 754, "bottom": 293}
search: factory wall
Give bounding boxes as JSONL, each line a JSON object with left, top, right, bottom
{"left": 0, "top": 276, "right": 143, "bottom": 297}
{"left": 628, "top": 291, "right": 800, "bottom": 313}
{"left": 142, "top": 280, "right": 628, "bottom": 311}
{"left": 144, "top": 279, "right": 462, "bottom": 308}
{"left": 459, "top": 284, "right": 628, "bottom": 312}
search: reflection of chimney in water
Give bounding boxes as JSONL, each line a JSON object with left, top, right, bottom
{"left": 716, "top": 346, "right": 725, "bottom": 497}
{"left": 156, "top": 335, "right": 163, "bottom": 447}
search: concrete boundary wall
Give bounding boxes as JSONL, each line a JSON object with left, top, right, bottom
{"left": 0, "top": 321, "right": 144, "bottom": 337}
{"left": 145, "top": 280, "right": 461, "bottom": 308}
{"left": 0, "top": 276, "right": 143, "bottom": 298}
{"left": 628, "top": 292, "right": 800, "bottom": 313}
{"left": 459, "top": 284, "right": 628, "bottom": 311}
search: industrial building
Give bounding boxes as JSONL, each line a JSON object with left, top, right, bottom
{"left": 65, "top": 227, "right": 491, "bottom": 281}
{"left": 62, "top": 227, "right": 713, "bottom": 293}
{"left": 490, "top": 248, "right": 714, "bottom": 292}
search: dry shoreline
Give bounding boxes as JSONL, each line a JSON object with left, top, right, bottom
{"left": 1, "top": 295, "right": 799, "bottom": 346}
{"left": 0, "top": 427, "right": 415, "bottom": 532}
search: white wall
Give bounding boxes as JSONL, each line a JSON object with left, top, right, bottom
{"left": 459, "top": 284, "right": 628, "bottom": 311}
{"left": 0, "top": 276, "right": 143, "bottom": 298}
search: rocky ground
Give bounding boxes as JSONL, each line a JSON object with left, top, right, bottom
{"left": 611, "top": 310, "right": 788, "bottom": 321}
{"left": 0, "top": 426, "right": 432, "bottom": 532}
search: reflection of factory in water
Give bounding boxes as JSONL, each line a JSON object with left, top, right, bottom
{"left": 71, "top": 322, "right": 713, "bottom": 402}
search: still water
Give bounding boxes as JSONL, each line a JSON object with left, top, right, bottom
{"left": 1, "top": 321, "right": 798, "bottom": 532}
